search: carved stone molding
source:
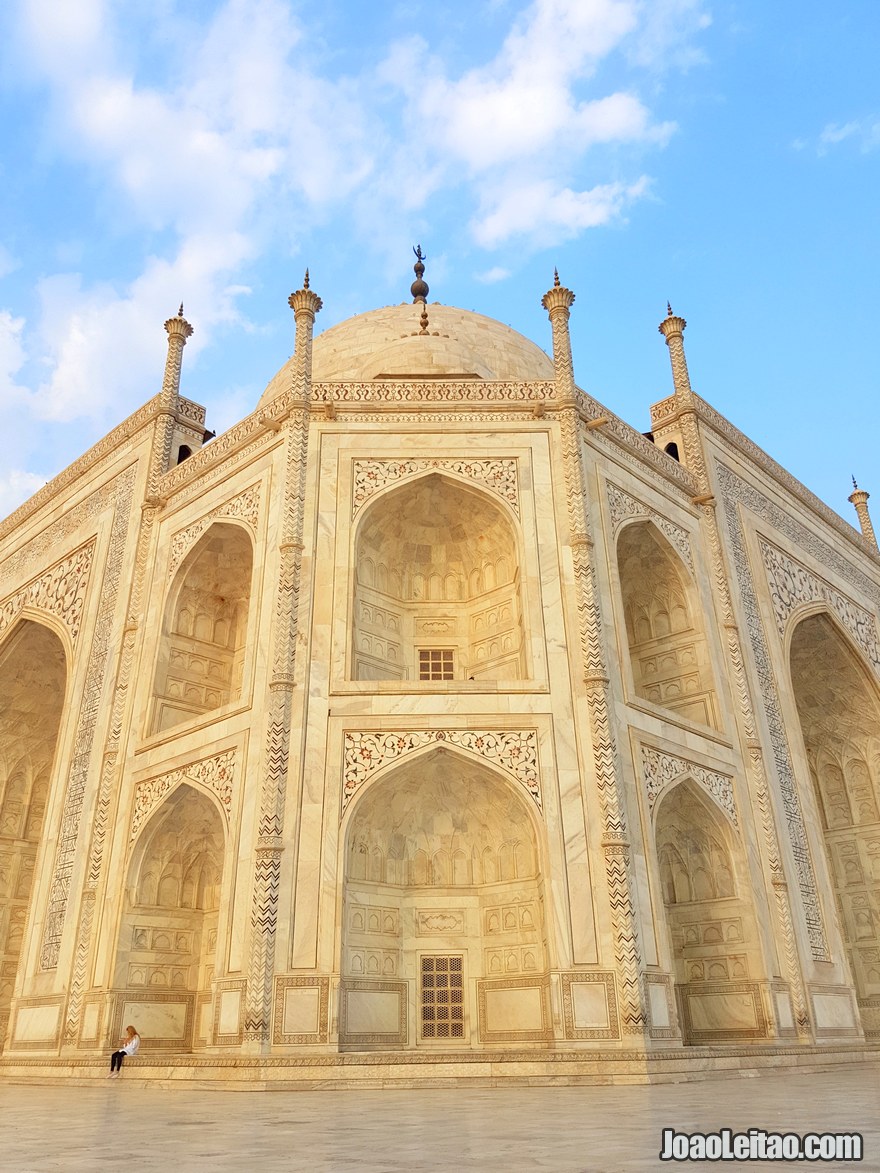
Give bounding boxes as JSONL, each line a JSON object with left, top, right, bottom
{"left": 640, "top": 745, "right": 737, "bottom": 826}
{"left": 313, "top": 380, "right": 555, "bottom": 404}
{"left": 606, "top": 483, "right": 694, "bottom": 572}
{"left": 168, "top": 483, "right": 262, "bottom": 575}
{"left": 760, "top": 538, "right": 880, "bottom": 673}
{"left": 176, "top": 397, "right": 206, "bottom": 428}
{"left": 342, "top": 729, "right": 540, "bottom": 813}
{"left": 352, "top": 458, "right": 519, "bottom": 518}
{"left": 716, "top": 461, "right": 828, "bottom": 960}
{"left": 129, "top": 749, "right": 236, "bottom": 841}
{"left": 0, "top": 539, "right": 95, "bottom": 644}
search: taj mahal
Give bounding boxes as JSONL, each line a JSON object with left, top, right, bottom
{"left": 0, "top": 252, "right": 878, "bottom": 1086}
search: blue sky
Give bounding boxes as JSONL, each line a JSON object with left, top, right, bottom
{"left": 0, "top": 1, "right": 877, "bottom": 525}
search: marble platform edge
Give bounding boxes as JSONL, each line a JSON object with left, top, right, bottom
{"left": 1, "top": 1045, "right": 878, "bottom": 1090}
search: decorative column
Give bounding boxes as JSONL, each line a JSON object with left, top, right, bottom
{"left": 656, "top": 306, "right": 812, "bottom": 1038}
{"left": 849, "top": 479, "right": 878, "bottom": 550}
{"left": 61, "top": 309, "right": 193, "bottom": 1044}
{"left": 148, "top": 307, "right": 193, "bottom": 498}
{"left": 542, "top": 272, "right": 648, "bottom": 1035}
{"left": 244, "top": 272, "right": 322, "bottom": 1046}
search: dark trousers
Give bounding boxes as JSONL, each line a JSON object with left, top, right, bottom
{"left": 110, "top": 1050, "right": 126, "bottom": 1072}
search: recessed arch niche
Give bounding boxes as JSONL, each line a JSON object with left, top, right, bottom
{"left": 617, "top": 521, "right": 719, "bottom": 729}
{"left": 790, "top": 611, "right": 880, "bottom": 1037}
{"left": 150, "top": 522, "right": 253, "bottom": 734}
{"left": 0, "top": 619, "right": 67, "bottom": 1047}
{"left": 340, "top": 750, "right": 548, "bottom": 1049}
{"left": 115, "top": 785, "right": 225, "bottom": 1049}
{"left": 352, "top": 474, "right": 526, "bottom": 682}
{"left": 655, "top": 779, "right": 766, "bottom": 1043}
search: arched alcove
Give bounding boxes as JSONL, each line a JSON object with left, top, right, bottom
{"left": 0, "top": 619, "right": 67, "bottom": 1047}
{"left": 115, "top": 785, "right": 225, "bottom": 1048}
{"left": 617, "top": 522, "right": 719, "bottom": 729}
{"left": 340, "top": 750, "right": 548, "bottom": 1049}
{"left": 790, "top": 612, "right": 880, "bottom": 1036}
{"left": 655, "top": 780, "right": 766, "bottom": 1043}
{"left": 352, "top": 475, "right": 526, "bottom": 682}
{"left": 150, "top": 522, "right": 253, "bottom": 734}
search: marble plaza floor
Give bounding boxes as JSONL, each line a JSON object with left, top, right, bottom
{"left": 0, "top": 1064, "right": 878, "bottom": 1172}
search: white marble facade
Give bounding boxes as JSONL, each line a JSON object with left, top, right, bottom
{"left": 0, "top": 270, "right": 878, "bottom": 1082}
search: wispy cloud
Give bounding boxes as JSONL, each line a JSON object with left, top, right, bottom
{"left": 796, "top": 116, "right": 880, "bottom": 156}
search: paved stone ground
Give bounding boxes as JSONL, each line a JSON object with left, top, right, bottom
{"left": 0, "top": 1065, "right": 877, "bottom": 1172}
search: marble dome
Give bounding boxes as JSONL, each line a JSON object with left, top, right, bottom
{"left": 258, "top": 302, "right": 554, "bottom": 405}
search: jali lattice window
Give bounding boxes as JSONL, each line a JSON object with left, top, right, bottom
{"left": 418, "top": 649, "right": 454, "bottom": 681}
{"left": 421, "top": 955, "right": 464, "bottom": 1039}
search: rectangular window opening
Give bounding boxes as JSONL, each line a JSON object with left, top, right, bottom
{"left": 418, "top": 648, "right": 454, "bottom": 681}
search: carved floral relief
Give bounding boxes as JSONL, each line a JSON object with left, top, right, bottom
{"left": 130, "top": 749, "right": 236, "bottom": 841}
{"left": 352, "top": 458, "right": 519, "bottom": 518}
{"left": 760, "top": 538, "right": 880, "bottom": 673}
{"left": 342, "top": 729, "right": 540, "bottom": 813}
{"left": 641, "top": 744, "right": 738, "bottom": 826}
{"left": 607, "top": 483, "right": 694, "bottom": 573}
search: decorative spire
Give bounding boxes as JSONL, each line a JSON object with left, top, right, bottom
{"left": 419, "top": 307, "right": 429, "bottom": 335}
{"left": 411, "top": 245, "right": 429, "bottom": 304}
{"left": 542, "top": 270, "right": 576, "bottom": 399}
{"left": 178, "top": 302, "right": 184, "bottom": 317}
{"left": 658, "top": 305, "right": 693, "bottom": 402}
{"left": 287, "top": 269, "right": 323, "bottom": 400}
{"left": 848, "top": 479, "right": 878, "bottom": 550}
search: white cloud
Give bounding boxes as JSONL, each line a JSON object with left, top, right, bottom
{"left": 476, "top": 266, "right": 512, "bottom": 283}
{"left": 473, "top": 176, "right": 650, "bottom": 248}
{"left": 626, "top": 0, "right": 712, "bottom": 70}
{"left": 394, "top": 1, "right": 670, "bottom": 173}
{"left": 817, "top": 118, "right": 880, "bottom": 154}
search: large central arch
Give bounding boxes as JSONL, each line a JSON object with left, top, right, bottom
{"left": 352, "top": 474, "right": 527, "bottom": 682}
{"left": 339, "top": 748, "right": 550, "bottom": 1050}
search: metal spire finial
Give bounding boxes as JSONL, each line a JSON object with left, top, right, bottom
{"left": 303, "top": 268, "right": 310, "bottom": 290}
{"left": 411, "top": 245, "right": 429, "bottom": 304}
{"left": 554, "top": 268, "right": 560, "bottom": 287}
{"left": 667, "top": 301, "right": 673, "bottom": 317}
{"left": 853, "top": 475, "right": 859, "bottom": 491}
{"left": 178, "top": 303, "right": 184, "bottom": 317}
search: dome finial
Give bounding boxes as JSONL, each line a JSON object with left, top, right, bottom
{"left": 553, "top": 267, "right": 560, "bottom": 287}
{"left": 853, "top": 474, "right": 859, "bottom": 491}
{"left": 667, "top": 301, "right": 673, "bottom": 317}
{"left": 178, "top": 302, "right": 184, "bottom": 317}
{"left": 411, "top": 244, "right": 429, "bottom": 304}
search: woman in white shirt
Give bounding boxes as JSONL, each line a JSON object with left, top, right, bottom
{"left": 108, "top": 1025, "right": 140, "bottom": 1077}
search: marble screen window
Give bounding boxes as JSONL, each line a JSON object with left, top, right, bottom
{"left": 421, "top": 955, "right": 464, "bottom": 1039}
